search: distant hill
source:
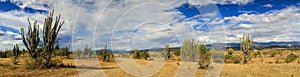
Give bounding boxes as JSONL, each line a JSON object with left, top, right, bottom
{"left": 93, "top": 41, "right": 300, "bottom": 52}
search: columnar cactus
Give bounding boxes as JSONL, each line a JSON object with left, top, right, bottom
{"left": 240, "top": 33, "right": 253, "bottom": 64}
{"left": 12, "top": 44, "right": 20, "bottom": 65}
{"left": 165, "top": 45, "right": 171, "bottom": 60}
{"left": 21, "top": 18, "right": 40, "bottom": 59}
{"left": 43, "top": 10, "right": 65, "bottom": 66}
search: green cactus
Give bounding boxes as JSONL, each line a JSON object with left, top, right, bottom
{"left": 165, "top": 45, "right": 171, "bottom": 60}
{"left": 12, "top": 44, "right": 20, "bottom": 65}
{"left": 20, "top": 18, "right": 40, "bottom": 59}
{"left": 240, "top": 33, "right": 253, "bottom": 64}
{"left": 42, "top": 10, "right": 65, "bottom": 66}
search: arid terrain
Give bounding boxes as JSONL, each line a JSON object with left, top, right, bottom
{"left": 1, "top": 49, "right": 300, "bottom": 77}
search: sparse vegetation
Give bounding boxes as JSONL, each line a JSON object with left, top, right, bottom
{"left": 54, "top": 45, "right": 71, "bottom": 58}
{"left": 129, "top": 49, "right": 150, "bottom": 60}
{"left": 181, "top": 39, "right": 210, "bottom": 69}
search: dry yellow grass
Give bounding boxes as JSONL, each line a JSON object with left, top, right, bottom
{"left": 1, "top": 49, "right": 300, "bottom": 77}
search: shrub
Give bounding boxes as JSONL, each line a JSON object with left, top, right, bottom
{"left": 173, "top": 49, "right": 181, "bottom": 56}
{"left": 199, "top": 44, "right": 210, "bottom": 69}
{"left": 98, "top": 50, "right": 114, "bottom": 62}
{"left": 130, "top": 49, "right": 141, "bottom": 59}
{"left": 25, "top": 57, "right": 63, "bottom": 69}
{"left": 97, "top": 43, "right": 114, "bottom": 62}
{"left": 285, "top": 53, "right": 298, "bottom": 63}
{"left": 227, "top": 48, "right": 233, "bottom": 55}
{"left": 232, "top": 54, "right": 242, "bottom": 64}
{"left": 225, "top": 54, "right": 232, "bottom": 63}
{"left": 54, "top": 46, "right": 70, "bottom": 58}
{"left": 141, "top": 51, "right": 150, "bottom": 60}
{"left": 270, "top": 51, "right": 277, "bottom": 57}
{"left": 0, "top": 51, "right": 6, "bottom": 58}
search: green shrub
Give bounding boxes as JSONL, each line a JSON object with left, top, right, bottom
{"left": 285, "top": 53, "right": 298, "bottom": 63}
{"left": 54, "top": 47, "right": 70, "bottom": 57}
{"left": 25, "top": 57, "right": 63, "bottom": 69}
{"left": 173, "top": 49, "right": 181, "bottom": 56}
{"left": 0, "top": 51, "right": 7, "bottom": 58}
{"left": 225, "top": 54, "right": 232, "bottom": 63}
{"left": 270, "top": 51, "right": 277, "bottom": 57}
{"left": 199, "top": 44, "right": 210, "bottom": 69}
{"left": 141, "top": 51, "right": 150, "bottom": 60}
{"left": 130, "top": 49, "right": 141, "bottom": 59}
{"left": 227, "top": 48, "right": 233, "bottom": 55}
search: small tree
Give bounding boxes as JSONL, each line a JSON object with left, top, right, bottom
{"left": 240, "top": 33, "right": 253, "bottom": 64}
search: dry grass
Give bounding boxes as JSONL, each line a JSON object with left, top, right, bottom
{"left": 1, "top": 49, "right": 300, "bottom": 77}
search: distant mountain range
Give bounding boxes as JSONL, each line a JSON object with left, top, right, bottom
{"left": 209, "top": 41, "right": 300, "bottom": 50}
{"left": 103, "top": 41, "right": 300, "bottom": 52}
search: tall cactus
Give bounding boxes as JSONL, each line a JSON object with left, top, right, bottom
{"left": 21, "top": 18, "right": 40, "bottom": 59}
{"left": 240, "top": 33, "right": 253, "bottom": 64}
{"left": 43, "top": 10, "right": 64, "bottom": 66}
{"left": 12, "top": 44, "right": 20, "bottom": 65}
{"left": 165, "top": 44, "right": 171, "bottom": 60}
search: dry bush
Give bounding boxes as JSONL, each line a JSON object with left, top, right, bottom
{"left": 232, "top": 54, "right": 243, "bottom": 64}
{"left": 24, "top": 57, "right": 64, "bottom": 69}
{"left": 285, "top": 53, "right": 298, "bottom": 63}
{"left": 24, "top": 57, "right": 45, "bottom": 69}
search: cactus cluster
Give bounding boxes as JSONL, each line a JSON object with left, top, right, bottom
{"left": 20, "top": 10, "right": 64, "bottom": 67}
{"left": 240, "top": 33, "right": 253, "bottom": 64}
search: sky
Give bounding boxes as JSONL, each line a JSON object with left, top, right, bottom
{"left": 0, "top": 0, "right": 299, "bottom": 51}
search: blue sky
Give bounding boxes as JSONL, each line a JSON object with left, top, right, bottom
{"left": 0, "top": 0, "right": 300, "bottom": 50}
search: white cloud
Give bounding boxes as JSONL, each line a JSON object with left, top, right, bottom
{"left": 214, "top": 6, "right": 300, "bottom": 43}
{"left": 188, "top": 0, "right": 254, "bottom": 5}
{"left": 263, "top": 4, "right": 273, "bottom": 8}
{"left": 0, "top": 0, "right": 278, "bottom": 50}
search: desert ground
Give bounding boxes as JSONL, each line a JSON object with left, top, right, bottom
{"left": 1, "top": 49, "right": 300, "bottom": 77}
